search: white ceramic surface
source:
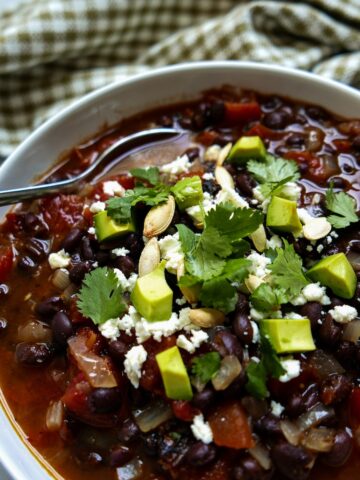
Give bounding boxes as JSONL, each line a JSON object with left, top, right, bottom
{"left": 0, "top": 61, "right": 360, "bottom": 480}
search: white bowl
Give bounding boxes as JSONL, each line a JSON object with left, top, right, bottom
{"left": 0, "top": 61, "right": 360, "bottom": 480}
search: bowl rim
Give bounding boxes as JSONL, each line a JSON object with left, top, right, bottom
{"left": 1, "top": 60, "right": 360, "bottom": 480}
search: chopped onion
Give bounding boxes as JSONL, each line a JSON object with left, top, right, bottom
{"left": 300, "top": 427, "right": 335, "bottom": 452}
{"left": 116, "top": 458, "right": 144, "bottom": 480}
{"left": 343, "top": 320, "right": 360, "bottom": 343}
{"left": 134, "top": 401, "right": 173, "bottom": 433}
{"left": 68, "top": 335, "right": 118, "bottom": 388}
{"left": 347, "top": 251, "right": 360, "bottom": 271}
{"left": 249, "top": 442, "right": 272, "bottom": 470}
{"left": 308, "top": 349, "right": 344, "bottom": 380}
{"left": 296, "top": 403, "right": 335, "bottom": 433}
{"left": 52, "top": 268, "right": 71, "bottom": 290}
{"left": 62, "top": 282, "right": 77, "bottom": 301}
{"left": 280, "top": 419, "right": 301, "bottom": 446}
{"left": 212, "top": 355, "right": 242, "bottom": 391}
{"left": 46, "top": 400, "right": 64, "bottom": 432}
{"left": 241, "top": 396, "right": 268, "bottom": 420}
{"left": 17, "top": 321, "right": 52, "bottom": 343}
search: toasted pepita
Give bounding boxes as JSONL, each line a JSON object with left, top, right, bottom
{"left": 217, "top": 143, "right": 232, "bottom": 166}
{"left": 215, "top": 165, "right": 235, "bottom": 190}
{"left": 143, "top": 195, "right": 175, "bottom": 238}
{"left": 189, "top": 308, "right": 226, "bottom": 328}
{"left": 138, "top": 238, "right": 161, "bottom": 277}
{"left": 245, "top": 274, "right": 264, "bottom": 293}
{"left": 250, "top": 224, "right": 267, "bottom": 252}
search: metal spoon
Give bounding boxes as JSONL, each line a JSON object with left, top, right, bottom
{"left": 0, "top": 127, "right": 181, "bottom": 206}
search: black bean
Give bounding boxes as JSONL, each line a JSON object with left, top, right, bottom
{"left": 214, "top": 132, "right": 235, "bottom": 146}
{"left": 118, "top": 419, "right": 140, "bottom": 443}
{"left": 184, "top": 147, "right": 200, "bottom": 162}
{"left": 185, "top": 441, "right": 216, "bottom": 467}
{"left": 321, "top": 429, "right": 353, "bottom": 467}
{"left": 335, "top": 340, "right": 358, "bottom": 369}
{"left": 212, "top": 329, "right": 243, "bottom": 360}
{"left": 209, "top": 100, "right": 225, "bottom": 123}
{"left": 320, "top": 373, "right": 352, "bottom": 405}
{"left": 15, "top": 342, "right": 53, "bottom": 365}
{"left": 299, "top": 302, "right": 322, "bottom": 330}
{"left": 75, "top": 450, "right": 103, "bottom": 467}
{"left": 159, "top": 114, "right": 173, "bottom": 127}
{"left": 202, "top": 179, "right": 220, "bottom": 196}
{"left": 235, "top": 173, "right": 256, "bottom": 197}
{"left": 62, "top": 228, "right": 84, "bottom": 253}
{"left": 108, "top": 446, "right": 133, "bottom": 468}
{"left": 179, "top": 116, "right": 193, "bottom": 130}
{"left": 263, "top": 110, "right": 291, "bottom": 130}
{"left": 113, "top": 256, "right": 135, "bottom": 278}
{"left": 271, "top": 442, "right": 313, "bottom": 480}
{"left": 352, "top": 135, "right": 360, "bottom": 151}
{"left": 350, "top": 240, "right": 360, "bottom": 253}
{"left": 23, "top": 213, "right": 49, "bottom": 237}
{"left": 88, "top": 387, "right": 122, "bottom": 414}
{"left": 305, "top": 106, "right": 328, "bottom": 122}
{"left": 330, "top": 297, "right": 344, "bottom": 308}
{"left": 0, "top": 284, "right": 9, "bottom": 300}
{"left": 96, "top": 250, "right": 111, "bottom": 266}
{"left": 123, "top": 233, "right": 143, "bottom": 259}
{"left": 232, "top": 312, "right": 253, "bottom": 345}
{"left": 234, "top": 293, "right": 250, "bottom": 314}
{"left": 51, "top": 311, "right": 73, "bottom": 346}
{"left": 233, "top": 456, "right": 271, "bottom": 480}
{"left": 286, "top": 384, "right": 319, "bottom": 418}
{"left": 262, "top": 96, "right": 283, "bottom": 111}
{"left": 17, "top": 256, "right": 37, "bottom": 273}
{"left": 24, "top": 238, "right": 49, "bottom": 261}
{"left": 319, "top": 314, "right": 342, "bottom": 347}
{"left": 108, "top": 339, "right": 128, "bottom": 362}
{"left": 0, "top": 317, "right": 7, "bottom": 333}
{"left": 35, "top": 296, "right": 63, "bottom": 321}
{"left": 254, "top": 413, "right": 282, "bottom": 438}
{"left": 286, "top": 133, "right": 305, "bottom": 148}
{"left": 81, "top": 236, "right": 95, "bottom": 261}
{"left": 69, "top": 261, "right": 91, "bottom": 284}
{"left": 192, "top": 389, "right": 216, "bottom": 410}
{"left": 142, "top": 432, "right": 159, "bottom": 456}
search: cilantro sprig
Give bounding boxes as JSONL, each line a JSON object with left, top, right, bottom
{"left": 191, "top": 352, "right": 221, "bottom": 384}
{"left": 77, "top": 267, "right": 126, "bottom": 324}
{"left": 325, "top": 183, "right": 358, "bottom": 229}
{"left": 247, "top": 155, "right": 299, "bottom": 199}
{"left": 245, "top": 335, "right": 285, "bottom": 399}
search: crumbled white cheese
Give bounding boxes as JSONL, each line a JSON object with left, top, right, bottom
{"left": 204, "top": 144, "right": 221, "bottom": 162}
{"left": 250, "top": 321, "right": 260, "bottom": 343}
{"left": 279, "top": 358, "right": 301, "bottom": 383}
{"left": 176, "top": 329, "right": 208, "bottom": 354}
{"left": 102, "top": 181, "right": 125, "bottom": 197}
{"left": 306, "top": 245, "right": 313, "bottom": 252}
{"left": 158, "top": 232, "right": 184, "bottom": 274}
{"left": 280, "top": 182, "right": 301, "bottom": 201}
{"left": 98, "top": 318, "right": 121, "bottom": 341}
{"left": 124, "top": 345, "right": 147, "bottom": 388}
{"left": 112, "top": 247, "right": 130, "bottom": 257}
{"left": 250, "top": 308, "right": 282, "bottom": 321}
{"left": 329, "top": 305, "right": 358, "bottom": 324}
{"left": 331, "top": 231, "right": 339, "bottom": 239}
{"left": 89, "top": 201, "right": 106, "bottom": 213}
{"left": 160, "top": 155, "right": 191, "bottom": 175}
{"left": 190, "top": 414, "right": 213, "bottom": 444}
{"left": 88, "top": 226, "right": 96, "bottom": 236}
{"left": 186, "top": 191, "right": 217, "bottom": 224}
{"left": 247, "top": 251, "right": 271, "bottom": 279}
{"left": 284, "top": 312, "right": 305, "bottom": 319}
{"left": 266, "top": 235, "right": 282, "bottom": 250}
{"left": 99, "top": 305, "right": 139, "bottom": 341}
{"left": 271, "top": 401, "right": 285, "bottom": 417}
{"left": 48, "top": 249, "right": 71, "bottom": 269}
{"left": 114, "top": 269, "right": 138, "bottom": 293}
{"left": 202, "top": 172, "right": 215, "bottom": 181}
{"left": 291, "top": 282, "right": 330, "bottom": 306}
{"left": 216, "top": 185, "right": 249, "bottom": 208}
{"left": 316, "top": 244, "right": 324, "bottom": 253}
{"left": 176, "top": 296, "right": 187, "bottom": 306}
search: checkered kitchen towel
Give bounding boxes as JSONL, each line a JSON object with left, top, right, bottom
{"left": 0, "top": 0, "right": 359, "bottom": 157}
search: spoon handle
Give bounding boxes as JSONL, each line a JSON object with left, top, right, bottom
{"left": 0, "top": 128, "right": 180, "bottom": 207}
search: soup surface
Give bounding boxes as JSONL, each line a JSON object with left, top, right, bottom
{"left": 0, "top": 88, "right": 359, "bottom": 480}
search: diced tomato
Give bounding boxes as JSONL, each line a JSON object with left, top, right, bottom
{"left": 223, "top": 102, "right": 261, "bottom": 126}
{"left": 350, "top": 387, "right": 360, "bottom": 429}
{"left": 333, "top": 139, "right": 352, "bottom": 153}
{"left": 0, "top": 247, "right": 13, "bottom": 283}
{"left": 245, "top": 123, "right": 283, "bottom": 140}
{"left": 3, "top": 212, "right": 25, "bottom": 234}
{"left": 39, "top": 194, "right": 84, "bottom": 234}
{"left": 172, "top": 400, "right": 199, "bottom": 422}
{"left": 196, "top": 130, "right": 219, "bottom": 146}
{"left": 180, "top": 168, "right": 205, "bottom": 179}
{"left": 182, "top": 458, "right": 231, "bottom": 480}
{"left": 208, "top": 401, "right": 255, "bottom": 449}
{"left": 115, "top": 174, "right": 136, "bottom": 190}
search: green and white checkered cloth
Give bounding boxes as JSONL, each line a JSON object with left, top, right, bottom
{"left": 0, "top": 0, "right": 359, "bottom": 157}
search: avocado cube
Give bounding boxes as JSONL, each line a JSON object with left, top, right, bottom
{"left": 131, "top": 260, "right": 173, "bottom": 322}
{"left": 307, "top": 252, "right": 356, "bottom": 299}
{"left": 94, "top": 210, "right": 135, "bottom": 243}
{"left": 156, "top": 346, "right": 193, "bottom": 400}
{"left": 171, "top": 176, "right": 203, "bottom": 211}
{"left": 260, "top": 318, "right": 315, "bottom": 354}
{"left": 266, "top": 196, "right": 302, "bottom": 235}
{"left": 227, "top": 136, "right": 267, "bottom": 164}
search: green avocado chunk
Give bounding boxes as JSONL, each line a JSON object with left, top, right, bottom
{"left": 307, "top": 252, "right": 356, "bottom": 299}
{"left": 94, "top": 210, "right": 135, "bottom": 243}
{"left": 171, "top": 175, "right": 203, "bottom": 211}
{"left": 259, "top": 318, "right": 315, "bottom": 354}
{"left": 227, "top": 136, "right": 267, "bottom": 164}
{"left": 266, "top": 196, "right": 302, "bottom": 235}
{"left": 131, "top": 260, "right": 173, "bottom": 322}
{"left": 156, "top": 346, "right": 193, "bottom": 400}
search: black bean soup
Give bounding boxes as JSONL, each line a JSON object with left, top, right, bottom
{"left": 0, "top": 88, "right": 359, "bottom": 480}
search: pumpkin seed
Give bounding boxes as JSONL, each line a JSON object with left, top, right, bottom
{"left": 143, "top": 195, "right": 175, "bottom": 238}
{"left": 138, "top": 238, "right": 160, "bottom": 277}
{"left": 250, "top": 225, "right": 267, "bottom": 252}
{"left": 245, "top": 274, "right": 264, "bottom": 293}
{"left": 215, "top": 165, "right": 235, "bottom": 190}
{"left": 217, "top": 143, "right": 232, "bottom": 166}
{"left": 189, "top": 308, "right": 226, "bottom": 328}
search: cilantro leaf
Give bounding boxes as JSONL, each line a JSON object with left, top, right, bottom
{"left": 221, "top": 258, "right": 252, "bottom": 283}
{"left": 269, "top": 239, "right": 309, "bottom": 298}
{"left": 205, "top": 202, "right": 263, "bottom": 242}
{"left": 250, "top": 283, "right": 287, "bottom": 312}
{"left": 325, "top": 184, "right": 358, "bottom": 229}
{"left": 107, "top": 185, "right": 170, "bottom": 223}
{"left": 200, "top": 277, "right": 238, "bottom": 314}
{"left": 176, "top": 224, "right": 197, "bottom": 254}
{"left": 77, "top": 268, "right": 126, "bottom": 324}
{"left": 245, "top": 360, "right": 268, "bottom": 399}
{"left": 261, "top": 335, "right": 286, "bottom": 378}
{"left": 191, "top": 352, "right": 221, "bottom": 384}
{"left": 130, "top": 167, "right": 160, "bottom": 185}
{"left": 247, "top": 155, "right": 299, "bottom": 199}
